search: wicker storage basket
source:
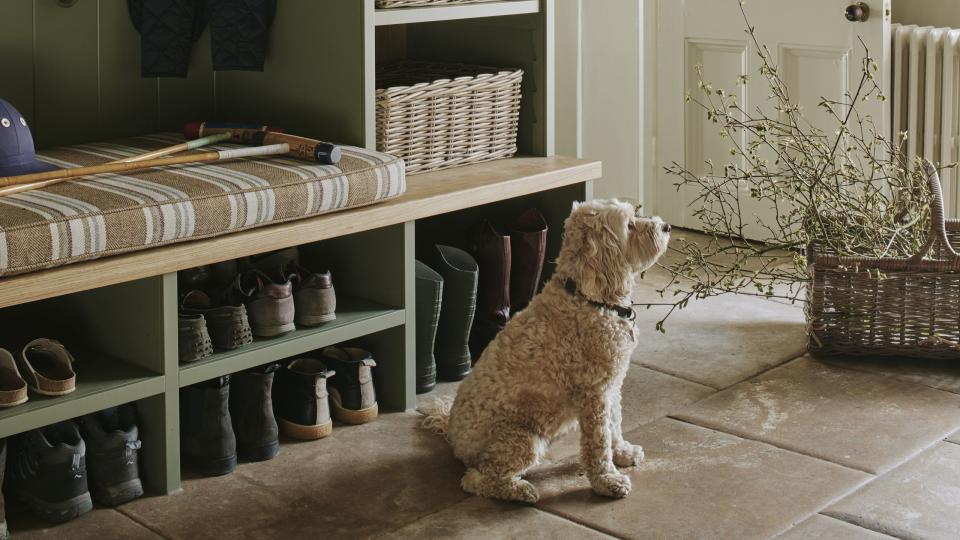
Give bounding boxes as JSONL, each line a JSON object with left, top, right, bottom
{"left": 376, "top": 61, "right": 523, "bottom": 174}
{"left": 376, "top": 0, "right": 500, "bottom": 8}
{"left": 808, "top": 161, "right": 960, "bottom": 359}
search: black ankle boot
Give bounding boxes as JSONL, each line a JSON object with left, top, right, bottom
{"left": 273, "top": 358, "right": 335, "bottom": 440}
{"left": 415, "top": 260, "right": 443, "bottom": 394}
{"left": 180, "top": 376, "right": 236, "bottom": 476}
{"left": 77, "top": 404, "right": 144, "bottom": 506}
{"left": 320, "top": 347, "right": 379, "bottom": 425}
{"left": 432, "top": 245, "right": 478, "bottom": 380}
{"left": 7, "top": 422, "right": 93, "bottom": 523}
{"left": 230, "top": 364, "right": 280, "bottom": 462}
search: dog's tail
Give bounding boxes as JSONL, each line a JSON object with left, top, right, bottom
{"left": 420, "top": 396, "right": 454, "bottom": 437}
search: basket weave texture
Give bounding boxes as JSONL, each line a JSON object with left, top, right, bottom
{"left": 808, "top": 161, "right": 960, "bottom": 359}
{"left": 375, "top": 0, "right": 501, "bottom": 8}
{"left": 376, "top": 62, "right": 523, "bottom": 174}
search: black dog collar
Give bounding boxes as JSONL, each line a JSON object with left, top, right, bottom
{"left": 562, "top": 278, "right": 636, "bottom": 321}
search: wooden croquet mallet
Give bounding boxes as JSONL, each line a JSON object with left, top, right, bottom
{"left": 0, "top": 143, "right": 290, "bottom": 196}
{"left": 185, "top": 121, "right": 342, "bottom": 165}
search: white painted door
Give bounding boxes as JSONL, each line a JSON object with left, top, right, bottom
{"left": 656, "top": 0, "right": 891, "bottom": 235}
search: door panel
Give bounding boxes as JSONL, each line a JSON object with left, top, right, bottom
{"left": 657, "top": 0, "right": 890, "bottom": 235}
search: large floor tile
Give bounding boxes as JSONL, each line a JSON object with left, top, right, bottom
{"left": 233, "top": 412, "right": 469, "bottom": 538}
{"left": 775, "top": 514, "right": 894, "bottom": 539}
{"left": 416, "top": 380, "right": 460, "bottom": 415}
{"left": 9, "top": 506, "right": 161, "bottom": 539}
{"left": 375, "top": 496, "right": 614, "bottom": 540}
{"left": 822, "top": 356, "right": 960, "bottom": 395}
{"left": 674, "top": 356, "right": 960, "bottom": 473}
{"left": 543, "top": 366, "right": 715, "bottom": 462}
{"left": 949, "top": 430, "right": 960, "bottom": 444}
{"left": 532, "top": 418, "right": 870, "bottom": 540}
{"left": 825, "top": 443, "right": 960, "bottom": 540}
{"left": 118, "top": 468, "right": 288, "bottom": 540}
{"left": 631, "top": 293, "right": 807, "bottom": 389}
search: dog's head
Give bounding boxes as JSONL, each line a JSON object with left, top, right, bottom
{"left": 556, "top": 199, "right": 671, "bottom": 301}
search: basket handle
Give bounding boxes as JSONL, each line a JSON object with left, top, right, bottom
{"left": 909, "top": 160, "right": 960, "bottom": 263}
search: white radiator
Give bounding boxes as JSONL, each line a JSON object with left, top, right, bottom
{"left": 891, "top": 24, "right": 960, "bottom": 216}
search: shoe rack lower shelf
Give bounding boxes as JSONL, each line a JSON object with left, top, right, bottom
{"left": 178, "top": 295, "right": 405, "bottom": 387}
{"left": 0, "top": 359, "right": 163, "bottom": 439}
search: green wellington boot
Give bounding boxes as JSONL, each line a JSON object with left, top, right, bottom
{"left": 432, "top": 245, "right": 478, "bottom": 381}
{"left": 415, "top": 261, "right": 443, "bottom": 394}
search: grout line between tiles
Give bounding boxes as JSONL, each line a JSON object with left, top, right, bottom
{"left": 817, "top": 359, "right": 960, "bottom": 397}
{"left": 664, "top": 416, "right": 878, "bottom": 475}
{"left": 819, "top": 511, "right": 912, "bottom": 540}
{"left": 629, "top": 362, "right": 723, "bottom": 390}
{"left": 115, "top": 507, "right": 174, "bottom": 540}
{"left": 634, "top": 348, "right": 810, "bottom": 393}
{"left": 945, "top": 438, "right": 960, "bottom": 446}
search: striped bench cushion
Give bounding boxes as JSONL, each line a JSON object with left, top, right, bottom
{"left": 0, "top": 133, "right": 405, "bottom": 278}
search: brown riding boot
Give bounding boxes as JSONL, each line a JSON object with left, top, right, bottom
{"left": 509, "top": 208, "right": 548, "bottom": 315}
{"left": 469, "top": 220, "right": 511, "bottom": 360}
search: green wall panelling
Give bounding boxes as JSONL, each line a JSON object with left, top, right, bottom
{"left": 97, "top": 0, "right": 159, "bottom": 140}
{"left": 0, "top": 0, "right": 35, "bottom": 125}
{"left": 404, "top": 0, "right": 553, "bottom": 157}
{"left": 33, "top": 0, "right": 100, "bottom": 148}
{"left": 215, "top": 0, "right": 367, "bottom": 147}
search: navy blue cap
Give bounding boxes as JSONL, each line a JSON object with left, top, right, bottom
{"left": 0, "top": 98, "right": 58, "bottom": 177}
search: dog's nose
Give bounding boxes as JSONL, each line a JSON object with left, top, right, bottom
{"left": 662, "top": 223, "right": 672, "bottom": 233}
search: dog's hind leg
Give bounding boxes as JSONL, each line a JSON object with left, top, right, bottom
{"left": 608, "top": 392, "right": 644, "bottom": 468}
{"left": 460, "top": 427, "right": 541, "bottom": 504}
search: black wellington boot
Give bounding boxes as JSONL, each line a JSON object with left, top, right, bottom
{"left": 469, "top": 220, "right": 511, "bottom": 360}
{"left": 230, "top": 364, "right": 280, "bottom": 462}
{"left": 432, "top": 245, "right": 478, "bottom": 381}
{"left": 415, "top": 260, "right": 443, "bottom": 394}
{"left": 180, "top": 376, "right": 237, "bottom": 476}
{"left": 77, "top": 404, "right": 144, "bottom": 506}
{"left": 7, "top": 422, "right": 93, "bottom": 524}
{"left": 509, "top": 208, "right": 548, "bottom": 315}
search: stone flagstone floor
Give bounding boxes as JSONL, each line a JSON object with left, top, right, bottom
{"left": 9, "top": 233, "right": 960, "bottom": 539}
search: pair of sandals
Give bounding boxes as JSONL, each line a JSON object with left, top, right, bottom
{"left": 0, "top": 339, "right": 77, "bottom": 408}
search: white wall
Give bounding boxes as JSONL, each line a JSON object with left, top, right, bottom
{"left": 555, "top": 0, "right": 645, "bottom": 203}
{"left": 893, "top": 0, "right": 960, "bottom": 27}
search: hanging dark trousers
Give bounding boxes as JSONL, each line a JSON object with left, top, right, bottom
{"left": 469, "top": 221, "right": 512, "bottom": 360}
{"left": 415, "top": 261, "right": 443, "bottom": 394}
{"left": 432, "top": 245, "right": 477, "bottom": 381}
{"left": 508, "top": 208, "right": 548, "bottom": 315}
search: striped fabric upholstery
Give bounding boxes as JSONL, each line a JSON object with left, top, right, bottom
{"left": 0, "top": 133, "right": 405, "bottom": 277}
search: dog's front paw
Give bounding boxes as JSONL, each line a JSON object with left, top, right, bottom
{"left": 590, "top": 472, "right": 632, "bottom": 498}
{"left": 613, "top": 443, "right": 644, "bottom": 468}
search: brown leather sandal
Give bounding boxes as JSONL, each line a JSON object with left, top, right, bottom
{"left": 18, "top": 339, "right": 77, "bottom": 396}
{"left": 0, "top": 348, "right": 28, "bottom": 407}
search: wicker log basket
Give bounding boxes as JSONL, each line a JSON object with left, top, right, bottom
{"left": 376, "top": 61, "right": 523, "bottom": 174}
{"left": 376, "top": 0, "right": 501, "bottom": 8}
{"left": 808, "top": 161, "right": 960, "bottom": 359}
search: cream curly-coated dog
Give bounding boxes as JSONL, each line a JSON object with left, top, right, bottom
{"left": 425, "top": 199, "right": 671, "bottom": 503}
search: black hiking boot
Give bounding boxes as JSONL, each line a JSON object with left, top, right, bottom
{"left": 180, "top": 376, "right": 237, "bottom": 476}
{"left": 230, "top": 364, "right": 280, "bottom": 461}
{"left": 319, "top": 347, "right": 379, "bottom": 425}
{"left": 6, "top": 422, "right": 93, "bottom": 523}
{"left": 77, "top": 404, "right": 144, "bottom": 506}
{"left": 273, "top": 358, "right": 335, "bottom": 440}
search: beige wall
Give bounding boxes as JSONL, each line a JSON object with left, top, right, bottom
{"left": 893, "top": 0, "right": 960, "bottom": 27}
{"left": 556, "top": 0, "right": 645, "bottom": 203}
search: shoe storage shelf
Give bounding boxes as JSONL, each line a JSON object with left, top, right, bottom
{"left": 0, "top": 0, "right": 600, "bottom": 497}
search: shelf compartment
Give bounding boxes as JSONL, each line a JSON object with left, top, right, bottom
{"left": 0, "top": 358, "right": 163, "bottom": 439}
{"left": 179, "top": 296, "right": 405, "bottom": 387}
{"left": 375, "top": 0, "right": 538, "bottom": 26}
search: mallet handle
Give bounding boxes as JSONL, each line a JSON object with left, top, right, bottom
{"left": 109, "top": 133, "right": 233, "bottom": 164}
{"left": 188, "top": 122, "right": 342, "bottom": 165}
{"left": 0, "top": 144, "right": 289, "bottom": 193}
